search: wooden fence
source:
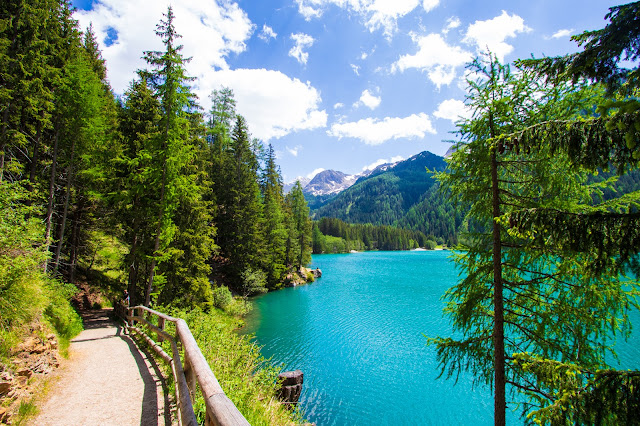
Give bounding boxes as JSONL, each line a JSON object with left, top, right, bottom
{"left": 113, "top": 302, "right": 249, "bottom": 426}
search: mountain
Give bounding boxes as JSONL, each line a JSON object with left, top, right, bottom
{"left": 310, "top": 151, "right": 462, "bottom": 244}
{"left": 305, "top": 170, "right": 357, "bottom": 196}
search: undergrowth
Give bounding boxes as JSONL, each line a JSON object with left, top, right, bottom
{"left": 133, "top": 305, "right": 304, "bottom": 425}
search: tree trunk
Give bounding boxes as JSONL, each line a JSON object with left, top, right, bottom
{"left": 145, "top": 150, "right": 168, "bottom": 306}
{"left": 69, "top": 199, "right": 83, "bottom": 283}
{"left": 489, "top": 109, "right": 506, "bottom": 425}
{"left": 0, "top": 107, "right": 10, "bottom": 183}
{"left": 53, "top": 138, "right": 75, "bottom": 275}
{"left": 43, "top": 126, "right": 60, "bottom": 273}
{"left": 28, "top": 118, "right": 42, "bottom": 191}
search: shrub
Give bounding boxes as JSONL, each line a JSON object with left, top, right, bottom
{"left": 212, "top": 285, "right": 233, "bottom": 309}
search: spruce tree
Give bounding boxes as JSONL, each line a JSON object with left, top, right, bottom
{"left": 260, "top": 144, "right": 287, "bottom": 288}
{"left": 140, "top": 6, "right": 203, "bottom": 306}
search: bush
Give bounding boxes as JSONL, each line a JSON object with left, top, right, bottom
{"left": 212, "top": 285, "right": 233, "bottom": 309}
{"left": 161, "top": 307, "right": 303, "bottom": 425}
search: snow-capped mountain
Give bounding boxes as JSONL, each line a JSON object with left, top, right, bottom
{"left": 304, "top": 170, "right": 357, "bottom": 196}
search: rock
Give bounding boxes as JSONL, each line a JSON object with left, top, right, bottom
{"left": 32, "top": 344, "right": 47, "bottom": 354}
{"left": 0, "top": 380, "right": 11, "bottom": 395}
{"left": 16, "top": 369, "right": 32, "bottom": 378}
{"left": 313, "top": 268, "right": 322, "bottom": 278}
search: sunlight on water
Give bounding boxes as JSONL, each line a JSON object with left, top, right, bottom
{"left": 243, "top": 251, "right": 639, "bottom": 425}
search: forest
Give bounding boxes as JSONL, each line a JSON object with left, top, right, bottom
{"left": 0, "top": 1, "right": 313, "bottom": 313}
{"left": 312, "top": 217, "right": 435, "bottom": 253}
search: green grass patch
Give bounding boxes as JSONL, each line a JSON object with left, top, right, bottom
{"left": 138, "top": 306, "right": 304, "bottom": 425}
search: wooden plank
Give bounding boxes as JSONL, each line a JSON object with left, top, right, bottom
{"left": 126, "top": 305, "right": 249, "bottom": 426}
{"left": 176, "top": 320, "right": 249, "bottom": 426}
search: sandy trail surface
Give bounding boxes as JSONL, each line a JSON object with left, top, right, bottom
{"left": 31, "top": 309, "right": 172, "bottom": 426}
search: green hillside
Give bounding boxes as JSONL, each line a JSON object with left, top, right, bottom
{"left": 311, "top": 151, "right": 461, "bottom": 244}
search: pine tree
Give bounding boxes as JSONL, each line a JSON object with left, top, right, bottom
{"left": 285, "top": 180, "right": 312, "bottom": 268}
{"left": 214, "top": 115, "right": 264, "bottom": 290}
{"left": 140, "top": 6, "right": 203, "bottom": 306}
{"left": 260, "top": 144, "right": 287, "bottom": 288}
{"left": 432, "top": 55, "right": 636, "bottom": 425}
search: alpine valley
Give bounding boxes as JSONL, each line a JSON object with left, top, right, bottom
{"left": 294, "top": 151, "right": 464, "bottom": 245}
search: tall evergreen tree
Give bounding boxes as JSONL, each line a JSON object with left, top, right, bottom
{"left": 260, "top": 144, "right": 287, "bottom": 288}
{"left": 140, "top": 6, "right": 203, "bottom": 306}
{"left": 214, "top": 115, "right": 264, "bottom": 290}
{"left": 432, "top": 55, "right": 636, "bottom": 425}
{"left": 285, "top": 180, "right": 312, "bottom": 268}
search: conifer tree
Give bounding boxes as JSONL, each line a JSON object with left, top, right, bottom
{"left": 140, "top": 6, "right": 203, "bottom": 305}
{"left": 260, "top": 144, "right": 287, "bottom": 288}
{"left": 285, "top": 180, "right": 312, "bottom": 268}
{"left": 215, "top": 115, "right": 264, "bottom": 290}
{"left": 432, "top": 55, "right": 636, "bottom": 425}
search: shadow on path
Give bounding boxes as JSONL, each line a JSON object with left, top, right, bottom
{"left": 80, "top": 309, "right": 172, "bottom": 425}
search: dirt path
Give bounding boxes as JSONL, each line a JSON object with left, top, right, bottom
{"left": 31, "top": 309, "right": 173, "bottom": 426}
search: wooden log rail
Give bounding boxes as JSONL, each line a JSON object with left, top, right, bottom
{"left": 113, "top": 302, "right": 249, "bottom": 426}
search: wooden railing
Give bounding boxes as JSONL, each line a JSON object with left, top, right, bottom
{"left": 113, "top": 302, "right": 249, "bottom": 426}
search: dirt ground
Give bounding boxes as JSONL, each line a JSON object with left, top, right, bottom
{"left": 30, "top": 309, "right": 173, "bottom": 426}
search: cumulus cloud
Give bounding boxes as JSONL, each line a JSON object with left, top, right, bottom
{"left": 289, "top": 33, "right": 315, "bottom": 64}
{"left": 294, "top": 0, "right": 422, "bottom": 37}
{"left": 363, "top": 155, "right": 404, "bottom": 171}
{"left": 259, "top": 24, "right": 277, "bottom": 41}
{"left": 351, "top": 64, "right": 361, "bottom": 76}
{"left": 443, "top": 16, "right": 461, "bottom": 34}
{"left": 307, "top": 168, "right": 325, "bottom": 179}
{"left": 433, "top": 99, "right": 472, "bottom": 123}
{"left": 210, "top": 68, "right": 327, "bottom": 141}
{"left": 355, "top": 88, "right": 382, "bottom": 110}
{"left": 551, "top": 28, "right": 574, "bottom": 39}
{"left": 422, "top": 0, "right": 440, "bottom": 13}
{"left": 463, "top": 11, "right": 531, "bottom": 61}
{"left": 287, "top": 145, "right": 302, "bottom": 156}
{"left": 392, "top": 33, "right": 472, "bottom": 87}
{"left": 74, "top": 0, "right": 254, "bottom": 95}
{"left": 328, "top": 113, "right": 435, "bottom": 145}
{"left": 334, "top": 102, "right": 345, "bottom": 109}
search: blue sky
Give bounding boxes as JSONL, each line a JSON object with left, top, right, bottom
{"left": 71, "top": 0, "right": 622, "bottom": 182}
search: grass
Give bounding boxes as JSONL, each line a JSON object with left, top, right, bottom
{"left": 130, "top": 305, "right": 305, "bottom": 425}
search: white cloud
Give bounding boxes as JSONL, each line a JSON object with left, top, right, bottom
{"left": 463, "top": 11, "right": 531, "bottom": 61}
{"left": 363, "top": 155, "right": 404, "bottom": 171}
{"left": 328, "top": 113, "right": 436, "bottom": 145}
{"left": 422, "top": 0, "right": 440, "bottom": 13}
{"left": 307, "top": 168, "right": 325, "bottom": 179}
{"left": 74, "top": 0, "right": 254, "bottom": 95}
{"left": 334, "top": 102, "right": 345, "bottom": 109}
{"left": 289, "top": 33, "right": 315, "bottom": 65}
{"left": 443, "top": 16, "right": 461, "bottom": 34}
{"left": 433, "top": 99, "right": 472, "bottom": 123}
{"left": 259, "top": 24, "right": 277, "bottom": 41}
{"left": 355, "top": 88, "right": 382, "bottom": 110}
{"left": 294, "top": 0, "right": 422, "bottom": 37}
{"left": 392, "top": 33, "right": 472, "bottom": 87}
{"left": 551, "top": 28, "right": 574, "bottom": 39}
{"left": 287, "top": 145, "right": 302, "bottom": 156}
{"left": 210, "top": 68, "right": 327, "bottom": 141}
{"left": 351, "top": 64, "right": 361, "bottom": 76}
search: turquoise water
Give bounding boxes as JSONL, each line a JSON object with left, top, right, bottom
{"left": 243, "top": 251, "right": 639, "bottom": 425}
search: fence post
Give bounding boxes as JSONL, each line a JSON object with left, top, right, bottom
{"left": 184, "top": 356, "right": 196, "bottom": 401}
{"left": 158, "top": 317, "right": 165, "bottom": 343}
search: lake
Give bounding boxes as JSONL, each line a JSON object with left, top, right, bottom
{"left": 243, "top": 251, "right": 639, "bottom": 425}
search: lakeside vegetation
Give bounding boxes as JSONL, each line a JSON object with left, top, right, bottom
{"left": 312, "top": 217, "right": 437, "bottom": 253}
{"left": 430, "top": 3, "right": 640, "bottom": 425}
{"left": 2, "top": 0, "right": 640, "bottom": 425}
{"left": 0, "top": 2, "right": 309, "bottom": 423}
